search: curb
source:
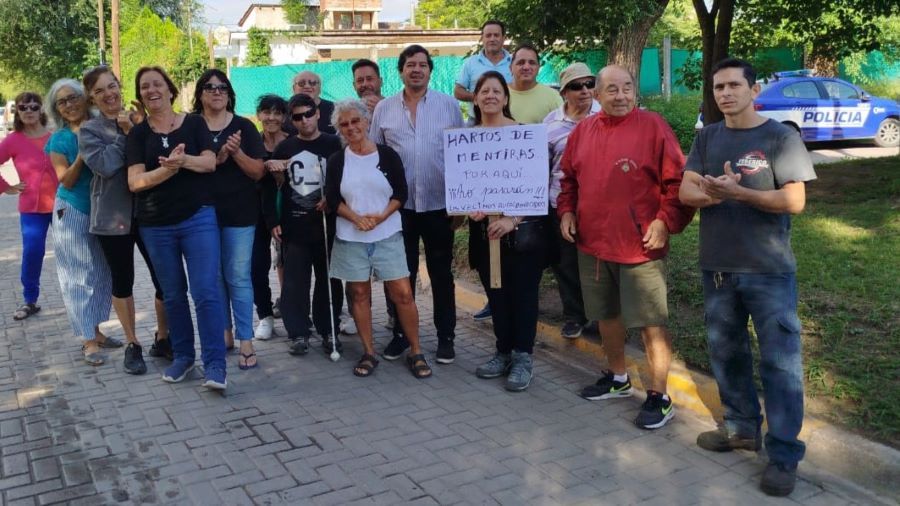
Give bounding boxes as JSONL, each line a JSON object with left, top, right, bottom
{"left": 453, "top": 282, "right": 900, "bottom": 502}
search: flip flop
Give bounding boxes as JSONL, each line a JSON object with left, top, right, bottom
{"left": 96, "top": 336, "right": 124, "bottom": 349}
{"left": 82, "top": 345, "right": 106, "bottom": 366}
{"left": 238, "top": 352, "right": 258, "bottom": 370}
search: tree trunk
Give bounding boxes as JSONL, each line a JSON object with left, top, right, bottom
{"left": 807, "top": 48, "right": 839, "bottom": 77}
{"left": 607, "top": 0, "right": 669, "bottom": 88}
{"left": 693, "top": 0, "right": 734, "bottom": 125}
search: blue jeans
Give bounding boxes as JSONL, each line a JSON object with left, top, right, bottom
{"left": 20, "top": 212, "right": 52, "bottom": 304}
{"left": 140, "top": 207, "right": 226, "bottom": 370}
{"left": 702, "top": 271, "right": 806, "bottom": 466}
{"left": 219, "top": 225, "right": 255, "bottom": 341}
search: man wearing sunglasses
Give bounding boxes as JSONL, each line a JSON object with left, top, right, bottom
{"left": 285, "top": 70, "right": 336, "bottom": 135}
{"left": 265, "top": 94, "right": 344, "bottom": 357}
{"left": 508, "top": 43, "right": 562, "bottom": 124}
{"left": 542, "top": 62, "right": 600, "bottom": 340}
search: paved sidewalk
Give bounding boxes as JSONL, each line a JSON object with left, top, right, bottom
{"left": 0, "top": 177, "right": 887, "bottom": 505}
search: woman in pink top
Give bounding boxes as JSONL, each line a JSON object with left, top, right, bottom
{"left": 0, "top": 91, "right": 57, "bottom": 320}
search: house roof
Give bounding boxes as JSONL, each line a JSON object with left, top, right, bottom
{"left": 238, "top": 2, "right": 320, "bottom": 27}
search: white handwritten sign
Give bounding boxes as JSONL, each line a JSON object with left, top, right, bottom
{"left": 443, "top": 124, "right": 549, "bottom": 216}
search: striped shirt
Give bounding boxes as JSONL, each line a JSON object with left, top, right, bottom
{"left": 543, "top": 100, "right": 601, "bottom": 207}
{"left": 370, "top": 88, "right": 464, "bottom": 212}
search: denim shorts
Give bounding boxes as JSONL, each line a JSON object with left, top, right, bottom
{"left": 330, "top": 232, "right": 409, "bottom": 282}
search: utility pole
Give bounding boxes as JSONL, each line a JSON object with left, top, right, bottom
{"left": 111, "top": 0, "right": 121, "bottom": 77}
{"left": 207, "top": 29, "right": 215, "bottom": 68}
{"left": 96, "top": 0, "right": 106, "bottom": 64}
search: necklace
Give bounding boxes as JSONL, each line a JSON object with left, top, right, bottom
{"left": 211, "top": 130, "right": 223, "bottom": 144}
{"left": 150, "top": 113, "right": 177, "bottom": 148}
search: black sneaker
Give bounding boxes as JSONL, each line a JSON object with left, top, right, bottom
{"left": 472, "top": 303, "right": 491, "bottom": 322}
{"left": 123, "top": 343, "right": 147, "bottom": 375}
{"left": 289, "top": 336, "right": 309, "bottom": 356}
{"left": 580, "top": 370, "right": 633, "bottom": 400}
{"left": 435, "top": 339, "right": 455, "bottom": 364}
{"left": 560, "top": 321, "right": 584, "bottom": 339}
{"left": 634, "top": 390, "right": 674, "bottom": 430}
{"left": 760, "top": 462, "right": 797, "bottom": 497}
{"left": 382, "top": 333, "right": 409, "bottom": 361}
{"left": 697, "top": 428, "right": 762, "bottom": 452}
{"left": 148, "top": 333, "right": 173, "bottom": 361}
{"left": 323, "top": 334, "right": 343, "bottom": 354}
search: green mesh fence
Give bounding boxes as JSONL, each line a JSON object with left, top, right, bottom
{"left": 839, "top": 50, "right": 900, "bottom": 82}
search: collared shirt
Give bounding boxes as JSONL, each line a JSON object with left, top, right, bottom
{"left": 456, "top": 49, "right": 514, "bottom": 92}
{"left": 370, "top": 88, "right": 464, "bottom": 212}
{"left": 543, "top": 100, "right": 601, "bottom": 207}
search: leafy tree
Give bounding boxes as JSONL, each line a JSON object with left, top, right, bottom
{"left": 648, "top": 0, "right": 701, "bottom": 49}
{"left": 492, "top": 0, "right": 669, "bottom": 84}
{"left": 244, "top": 28, "right": 271, "bottom": 67}
{"left": 170, "top": 32, "right": 209, "bottom": 85}
{"left": 141, "top": 0, "right": 202, "bottom": 29}
{"left": 416, "top": 0, "right": 489, "bottom": 29}
{"left": 283, "top": 0, "right": 319, "bottom": 27}
{"left": 692, "top": 0, "right": 734, "bottom": 125}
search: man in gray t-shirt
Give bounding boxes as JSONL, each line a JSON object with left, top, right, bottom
{"left": 680, "top": 58, "right": 816, "bottom": 498}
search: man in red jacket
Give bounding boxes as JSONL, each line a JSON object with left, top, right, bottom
{"left": 557, "top": 65, "right": 695, "bottom": 430}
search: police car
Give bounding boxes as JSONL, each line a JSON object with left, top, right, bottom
{"left": 697, "top": 70, "right": 900, "bottom": 147}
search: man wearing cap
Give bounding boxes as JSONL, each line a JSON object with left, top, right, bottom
{"left": 287, "top": 70, "right": 336, "bottom": 134}
{"left": 508, "top": 43, "right": 562, "bottom": 124}
{"left": 542, "top": 62, "right": 600, "bottom": 340}
{"left": 557, "top": 65, "right": 695, "bottom": 430}
{"left": 454, "top": 20, "right": 513, "bottom": 113}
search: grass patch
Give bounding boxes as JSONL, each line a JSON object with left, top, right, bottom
{"left": 452, "top": 156, "right": 900, "bottom": 446}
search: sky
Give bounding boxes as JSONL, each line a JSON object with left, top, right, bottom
{"left": 200, "top": 0, "right": 415, "bottom": 28}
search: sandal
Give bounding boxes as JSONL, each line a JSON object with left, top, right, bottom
{"left": 13, "top": 303, "right": 40, "bottom": 321}
{"left": 81, "top": 345, "right": 105, "bottom": 366}
{"left": 96, "top": 336, "right": 124, "bottom": 349}
{"left": 353, "top": 353, "right": 379, "bottom": 377}
{"left": 238, "top": 352, "right": 258, "bottom": 370}
{"left": 406, "top": 353, "right": 432, "bottom": 379}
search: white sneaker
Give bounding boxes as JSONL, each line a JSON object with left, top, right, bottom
{"left": 340, "top": 317, "right": 358, "bottom": 335}
{"left": 255, "top": 316, "right": 274, "bottom": 340}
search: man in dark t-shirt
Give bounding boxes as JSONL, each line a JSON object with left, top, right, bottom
{"left": 680, "top": 58, "right": 817, "bottom": 498}
{"left": 267, "top": 94, "right": 343, "bottom": 357}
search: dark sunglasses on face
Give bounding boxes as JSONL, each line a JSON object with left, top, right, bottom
{"left": 17, "top": 104, "right": 41, "bottom": 112}
{"left": 202, "top": 83, "right": 229, "bottom": 93}
{"left": 291, "top": 109, "right": 317, "bottom": 121}
{"left": 294, "top": 79, "right": 319, "bottom": 87}
{"left": 565, "top": 79, "right": 596, "bottom": 92}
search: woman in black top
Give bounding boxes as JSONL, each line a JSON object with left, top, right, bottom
{"left": 126, "top": 66, "right": 227, "bottom": 390}
{"left": 467, "top": 71, "right": 550, "bottom": 392}
{"left": 194, "top": 69, "right": 266, "bottom": 370}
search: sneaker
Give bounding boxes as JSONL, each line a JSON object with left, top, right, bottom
{"left": 472, "top": 303, "right": 491, "bottom": 322}
{"left": 162, "top": 359, "right": 194, "bottom": 383}
{"left": 255, "top": 316, "right": 275, "bottom": 340}
{"left": 323, "top": 334, "right": 343, "bottom": 354}
{"left": 505, "top": 351, "right": 533, "bottom": 392}
{"left": 202, "top": 366, "right": 227, "bottom": 390}
{"left": 560, "top": 321, "right": 584, "bottom": 339}
{"left": 634, "top": 390, "right": 675, "bottom": 430}
{"left": 148, "top": 332, "right": 174, "bottom": 361}
{"left": 760, "top": 462, "right": 797, "bottom": 497}
{"left": 696, "top": 428, "right": 762, "bottom": 452}
{"left": 475, "top": 353, "right": 511, "bottom": 379}
{"left": 289, "top": 336, "right": 310, "bottom": 356}
{"left": 272, "top": 297, "right": 282, "bottom": 319}
{"left": 123, "top": 343, "right": 147, "bottom": 375}
{"left": 339, "top": 318, "right": 357, "bottom": 335}
{"left": 580, "top": 370, "right": 633, "bottom": 400}
{"left": 382, "top": 334, "right": 409, "bottom": 361}
{"left": 435, "top": 339, "right": 455, "bottom": 364}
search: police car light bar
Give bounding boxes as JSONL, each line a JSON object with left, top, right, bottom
{"left": 772, "top": 69, "right": 816, "bottom": 80}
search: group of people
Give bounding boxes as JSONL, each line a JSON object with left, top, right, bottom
{"left": 0, "top": 18, "right": 816, "bottom": 497}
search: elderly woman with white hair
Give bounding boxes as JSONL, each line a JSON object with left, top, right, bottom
{"left": 323, "top": 99, "right": 431, "bottom": 379}
{"left": 45, "top": 78, "right": 116, "bottom": 366}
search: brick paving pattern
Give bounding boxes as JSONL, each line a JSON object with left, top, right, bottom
{"left": 0, "top": 164, "right": 883, "bottom": 505}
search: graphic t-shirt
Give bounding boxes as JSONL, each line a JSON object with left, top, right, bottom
{"left": 685, "top": 119, "right": 817, "bottom": 273}
{"left": 210, "top": 115, "right": 267, "bottom": 227}
{"left": 271, "top": 133, "right": 342, "bottom": 241}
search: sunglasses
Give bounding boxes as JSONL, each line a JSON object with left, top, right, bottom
{"left": 337, "top": 117, "right": 364, "bottom": 129}
{"left": 55, "top": 94, "right": 82, "bottom": 108}
{"left": 202, "top": 83, "right": 229, "bottom": 93}
{"left": 291, "top": 109, "right": 317, "bottom": 121}
{"left": 17, "top": 104, "right": 41, "bottom": 112}
{"left": 294, "top": 79, "right": 319, "bottom": 87}
{"left": 565, "top": 79, "right": 596, "bottom": 91}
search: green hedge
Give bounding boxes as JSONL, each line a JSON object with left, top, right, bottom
{"left": 641, "top": 94, "right": 701, "bottom": 153}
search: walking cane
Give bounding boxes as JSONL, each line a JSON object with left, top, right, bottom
{"left": 318, "top": 160, "right": 340, "bottom": 362}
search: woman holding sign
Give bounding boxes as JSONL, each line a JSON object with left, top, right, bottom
{"left": 324, "top": 99, "right": 432, "bottom": 379}
{"left": 468, "top": 71, "right": 551, "bottom": 392}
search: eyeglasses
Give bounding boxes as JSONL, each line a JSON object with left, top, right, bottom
{"left": 55, "top": 94, "right": 82, "bottom": 108}
{"left": 202, "top": 83, "right": 230, "bottom": 94}
{"left": 17, "top": 104, "right": 41, "bottom": 112}
{"left": 294, "top": 79, "right": 319, "bottom": 87}
{"left": 565, "top": 79, "right": 596, "bottom": 92}
{"left": 291, "top": 109, "right": 317, "bottom": 121}
{"left": 337, "top": 117, "right": 364, "bottom": 129}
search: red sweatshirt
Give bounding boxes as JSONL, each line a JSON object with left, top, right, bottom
{"left": 557, "top": 108, "right": 694, "bottom": 264}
